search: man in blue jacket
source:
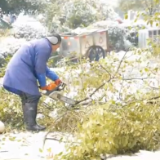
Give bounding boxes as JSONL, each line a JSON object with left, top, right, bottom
{"left": 3, "top": 33, "right": 62, "bottom": 131}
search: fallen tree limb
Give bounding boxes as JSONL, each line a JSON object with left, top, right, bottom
{"left": 76, "top": 52, "right": 128, "bottom": 105}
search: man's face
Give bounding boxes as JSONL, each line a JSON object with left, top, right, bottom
{"left": 52, "top": 43, "right": 61, "bottom": 52}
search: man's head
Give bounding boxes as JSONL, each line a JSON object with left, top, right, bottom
{"left": 46, "top": 33, "right": 61, "bottom": 52}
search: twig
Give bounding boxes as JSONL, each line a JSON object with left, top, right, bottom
{"left": 0, "top": 151, "right": 8, "bottom": 153}
{"left": 124, "top": 95, "right": 160, "bottom": 107}
{"left": 45, "top": 137, "right": 78, "bottom": 144}
{"left": 122, "top": 77, "right": 155, "bottom": 81}
{"left": 76, "top": 83, "right": 106, "bottom": 105}
{"left": 99, "top": 64, "right": 111, "bottom": 80}
{"left": 79, "top": 101, "right": 93, "bottom": 106}
{"left": 149, "top": 96, "right": 160, "bottom": 100}
{"left": 113, "top": 52, "right": 127, "bottom": 78}
{"left": 148, "top": 86, "right": 160, "bottom": 90}
{"left": 118, "top": 81, "right": 124, "bottom": 101}
{"left": 42, "top": 112, "right": 67, "bottom": 148}
{"left": 42, "top": 131, "right": 52, "bottom": 149}
{"left": 41, "top": 102, "right": 52, "bottom": 108}
{"left": 76, "top": 52, "right": 128, "bottom": 105}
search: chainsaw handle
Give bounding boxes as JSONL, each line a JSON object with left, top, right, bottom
{"left": 40, "top": 83, "right": 66, "bottom": 96}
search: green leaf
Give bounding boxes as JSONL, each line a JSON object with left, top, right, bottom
{"left": 125, "top": 14, "right": 128, "bottom": 19}
{"left": 47, "top": 148, "right": 52, "bottom": 153}
{"left": 39, "top": 148, "right": 43, "bottom": 153}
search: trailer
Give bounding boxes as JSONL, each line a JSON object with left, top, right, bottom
{"left": 59, "top": 29, "right": 109, "bottom": 62}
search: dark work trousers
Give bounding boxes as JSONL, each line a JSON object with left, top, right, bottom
{"left": 19, "top": 92, "right": 41, "bottom": 104}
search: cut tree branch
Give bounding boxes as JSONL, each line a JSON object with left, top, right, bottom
{"left": 76, "top": 52, "right": 128, "bottom": 105}
{"left": 148, "top": 86, "right": 160, "bottom": 90}
{"left": 124, "top": 95, "right": 160, "bottom": 107}
{"left": 149, "top": 96, "right": 160, "bottom": 100}
{"left": 76, "top": 83, "right": 106, "bottom": 105}
{"left": 113, "top": 52, "right": 127, "bottom": 78}
{"left": 122, "top": 77, "right": 155, "bottom": 80}
{"left": 99, "top": 64, "right": 112, "bottom": 80}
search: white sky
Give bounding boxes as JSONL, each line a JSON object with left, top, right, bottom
{"left": 100, "top": 0, "right": 119, "bottom": 7}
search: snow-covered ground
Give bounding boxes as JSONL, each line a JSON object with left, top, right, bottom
{"left": 0, "top": 131, "right": 67, "bottom": 160}
{"left": 1, "top": 131, "right": 160, "bottom": 160}
{"left": 108, "top": 150, "right": 160, "bottom": 160}
{"left": 1, "top": 53, "right": 160, "bottom": 160}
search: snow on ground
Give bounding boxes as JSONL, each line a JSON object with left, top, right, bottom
{"left": 1, "top": 131, "right": 160, "bottom": 160}
{"left": 108, "top": 150, "right": 160, "bottom": 160}
{"left": 0, "top": 131, "right": 67, "bottom": 160}
{"left": 1, "top": 51, "right": 160, "bottom": 159}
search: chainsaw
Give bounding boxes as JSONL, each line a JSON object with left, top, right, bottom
{"left": 41, "top": 83, "right": 78, "bottom": 107}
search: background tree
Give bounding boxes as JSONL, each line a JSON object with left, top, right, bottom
{"left": 44, "top": 0, "right": 119, "bottom": 31}
{"left": 0, "top": 0, "right": 46, "bottom": 14}
{"left": 118, "top": 0, "right": 160, "bottom": 16}
{"left": 63, "top": 0, "right": 98, "bottom": 28}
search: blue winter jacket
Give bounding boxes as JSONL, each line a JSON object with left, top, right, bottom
{"left": 3, "top": 38, "right": 59, "bottom": 95}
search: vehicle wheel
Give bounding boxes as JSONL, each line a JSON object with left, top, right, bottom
{"left": 86, "top": 45, "right": 106, "bottom": 62}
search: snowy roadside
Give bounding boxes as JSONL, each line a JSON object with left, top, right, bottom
{"left": 0, "top": 131, "right": 67, "bottom": 160}
{"left": 108, "top": 150, "right": 160, "bottom": 160}
{"left": 1, "top": 131, "right": 160, "bottom": 160}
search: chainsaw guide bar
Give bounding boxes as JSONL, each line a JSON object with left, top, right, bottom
{"left": 48, "top": 91, "right": 77, "bottom": 106}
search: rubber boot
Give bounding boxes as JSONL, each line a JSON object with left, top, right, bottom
{"left": 22, "top": 103, "right": 46, "bottom": 131}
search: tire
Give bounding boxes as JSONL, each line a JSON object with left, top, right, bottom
{"left": 85, "top": 45, "right": 106, "bottom": 62}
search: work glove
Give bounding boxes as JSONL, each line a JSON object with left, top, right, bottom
{"left": 54, "top": 79, "right": 66, "bottom": 91}
{"left": 40, "top": 79, "right": 66, "bottom": 91}
{"left": 55, "top": 79, "right": 62, "bottom": 85}
{"left": 40, "top": 82, "right": 57, "bottom": 91}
